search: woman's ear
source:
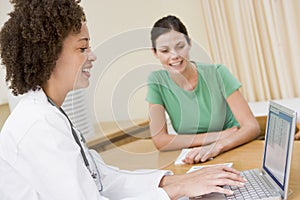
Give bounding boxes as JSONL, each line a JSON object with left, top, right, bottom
{"left": 188, "top": 37, "right": 192, "bottom": 49}
{"left": 152, "top": 48, "right": 159, "bottom": 59}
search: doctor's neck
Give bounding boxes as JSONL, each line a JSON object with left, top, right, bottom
{"left": 42, "top": 84, "right": 69, "bottom": 107}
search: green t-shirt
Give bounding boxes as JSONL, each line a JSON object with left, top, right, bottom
{"left": 146, "top": 62, "right": 241, "bottom": 134}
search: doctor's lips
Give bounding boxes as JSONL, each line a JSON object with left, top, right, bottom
{"left": 82, "top": 64, "right": 93, "bottom": 76}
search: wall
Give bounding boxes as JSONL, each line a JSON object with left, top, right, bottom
{"left": 0, "top": 0, "right": 211, "bottom": 124}
{"left": 79, "top": 0, "right": 211, "bottom": 123}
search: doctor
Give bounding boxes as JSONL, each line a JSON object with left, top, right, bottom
{"left": 0, "top": 0, "right": 246, "bottom": 199}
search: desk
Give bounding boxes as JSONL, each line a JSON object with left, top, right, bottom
{"left": 87, "top": 119, "right": 150, "bottom": 152}
{"left": 100, "top": 139, "right": 300, "bottom": 199}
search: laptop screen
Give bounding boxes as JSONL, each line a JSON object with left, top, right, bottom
{"left": 262, "top": 101, "right": 296, "bottom": 191}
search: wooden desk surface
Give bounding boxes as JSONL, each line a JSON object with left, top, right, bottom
{"left": 100, "top": 139, "right": 300, "bottom": 200}
{"left": 86, "top": 119, "right": 150, "bottom": 150}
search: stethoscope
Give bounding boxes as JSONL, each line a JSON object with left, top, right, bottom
{"left": 47, "top": 96, "right": 103, "bottom": 192}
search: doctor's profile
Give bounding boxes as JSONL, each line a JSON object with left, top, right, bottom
{"left": 0, "top": 0, "right": 246, "bottom": 199}
{"left": 146, "top": 15, "right": 260, "bottom": 164}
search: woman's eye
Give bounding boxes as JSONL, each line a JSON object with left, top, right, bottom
{"left": 160, "top": 49, "right": 168, "bottom": 53}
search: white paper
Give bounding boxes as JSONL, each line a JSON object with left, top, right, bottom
{"left": 174, "top": 148, "right": 192, "bottom": 165}
{"left": 186, "top": 162, "right": 233, "bottom": 173}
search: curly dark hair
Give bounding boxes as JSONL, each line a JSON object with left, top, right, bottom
{"left": 0, "top": 0, "right": 86, "bottom": 95}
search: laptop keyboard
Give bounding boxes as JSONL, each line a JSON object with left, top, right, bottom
{"left": 225, "top": 169, "right": 275, "bottom": 200}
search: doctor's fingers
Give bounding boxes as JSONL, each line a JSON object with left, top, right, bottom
{"left": 210, "top": 183, "right": 241, "bottom": 196}
{"left": 187, "top": 170, "right": 245, "bottom": 196}
{"left": 198, "top": 169, "right": 246, "bottom": 187}
{"left": 211, "top": 177, "right": 245, "bottom": 190}
{"left": 215, "top": 169, "right": 245, "bottom": 182}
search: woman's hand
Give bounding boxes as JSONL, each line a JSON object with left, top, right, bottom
{"left": 162, "top": 166, "right": 246, "bottom": 199}
{"left": 183, "top": 143, "right": 221, "bottom": 164}
{"left": 183, "top": 127, "right": 239, "bottom": 164}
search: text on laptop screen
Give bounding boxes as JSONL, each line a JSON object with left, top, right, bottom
{"left": 263, "top": 105, "right": 294, "bottom": 190}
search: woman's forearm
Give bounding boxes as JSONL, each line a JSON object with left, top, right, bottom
{"left": 217, "top": 124, "right": 260, "bottom": 153}
{"left": 152, "top": 131, "right": 222, "bottom": 151}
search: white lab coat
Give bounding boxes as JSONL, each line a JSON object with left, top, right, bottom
{"left": 0, "top": 89, "right": 171, "bottom": 200}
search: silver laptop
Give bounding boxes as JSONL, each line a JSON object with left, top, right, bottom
{"left": 200, "top": 101, "right": 297, "bottom": 200}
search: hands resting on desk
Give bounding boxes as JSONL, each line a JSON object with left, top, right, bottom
{"left": 183, "top": 125, "right": 300, "bottom": 164}
{"left": 182, "top": 127, "right": 239, "bottom": 164}
{"left": 183, "top": 142, "right": 221, "bottom": 164}
{"left": 160, "top": 165, "right": 246, "bottom": 199}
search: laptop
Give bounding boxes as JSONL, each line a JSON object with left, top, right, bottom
{"left": 200, "top": 101, "right": 297, "bottom": 200}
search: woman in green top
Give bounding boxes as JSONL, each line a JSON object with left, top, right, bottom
{"left": 147, "top": 15, "right": 260, "bottom": 164}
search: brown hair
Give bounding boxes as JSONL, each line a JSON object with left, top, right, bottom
{"left": 151, "top": 15, "right": 190, "bottom": 53}
{"left": 0, "top": 0, "right": 86, "bottom": 95}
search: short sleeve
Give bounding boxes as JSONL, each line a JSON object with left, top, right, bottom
{"left": 216, "top": 64, "right": 241, "bottom": 98}
{"left": 146, "top": 72, "right": 164, "bottom": 105}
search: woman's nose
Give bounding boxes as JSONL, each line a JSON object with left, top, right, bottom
{"left": 170, "top": 50, "right": 180, "bottom": 59}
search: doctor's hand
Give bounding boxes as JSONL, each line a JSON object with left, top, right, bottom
{"left": 160, "top": 166, "right": 246, "bottom": 199}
